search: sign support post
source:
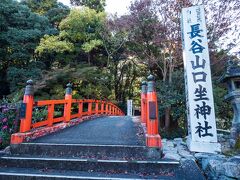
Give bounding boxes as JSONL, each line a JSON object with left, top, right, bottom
{"left": 127, "top": 100, "right": 133, "bottom": 116}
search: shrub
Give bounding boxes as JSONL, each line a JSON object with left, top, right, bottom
{"left": 0, "top": 104, "right": 20, "bottom": 150}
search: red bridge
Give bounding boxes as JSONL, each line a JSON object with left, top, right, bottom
{"left": 0, "top": 77, "right": 204, "bottom": 179}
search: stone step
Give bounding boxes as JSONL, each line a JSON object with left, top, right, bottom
{"left": 0, "top": 157, "right": 205, "bottom": 180}
{"left": 10, "top": 143, "right": 162, "bottom": 160}
{"left": 0, "top": 167, "right": 176, "bottom": 180}
{"left": 0, "top": 155, "right": 179, "bottom": 175}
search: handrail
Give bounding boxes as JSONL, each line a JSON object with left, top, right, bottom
{"left": 31, "top": 99, "right": 124, "bottom": 129}
{"left": 17, "top": 81, "right": 124, "bottom": 134}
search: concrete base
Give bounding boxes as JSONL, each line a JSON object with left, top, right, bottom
{"left": 187, "top": 137, "right": 221, "bottom": 154}
{"left": 146, "top": 147, "right": 163, "bottom": 159}
{"left": 146, "top": 134, "right": 162, "bottom": 148}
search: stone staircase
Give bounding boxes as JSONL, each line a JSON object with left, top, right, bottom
{"left": 0, "top": 142, "right": 205, "bottom": 179}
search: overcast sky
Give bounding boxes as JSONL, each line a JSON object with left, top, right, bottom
{"left": 58, "top": 0, "right": 132, "bottom": 15}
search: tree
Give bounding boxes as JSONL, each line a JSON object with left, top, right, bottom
{"left": 126, "top": 0, "right": 187, "bottom": 129}
{"left": 21, "top": 0, "right": 58, "bottom": 15}
{"left": 70, "top": 0, "right": 106, "bottom": 12}
{"left": 21, "top": 0, "right": 70, "bottom": 28}
{"left": 36, "top": 7, "right": 106, "bottom": 67}
{"left": 44, "top": 3, "right": 70, "bottom": 28}
{"left": 0, "top": 0, "right": 56, "bottom": 97}
{"left": 125, "top": 0, "right": 240, "bottom": 131}
{"left": 58, "top": 7, "right": 105, "bottom": 65}
{"left": 98, "top": 15, "right": 145, "bottom": 108}
{"left": 99, "top": 15, "right": 128, "bottom": 67}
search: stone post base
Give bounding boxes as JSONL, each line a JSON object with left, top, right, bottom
{"left": 230, "top": 123, "right": 240, "bottom": 148}
{"left": 187, "top": 137, "right": 221, "bottom": 153}
{"left": 146, "top": 134, "right": 162, "bottom": 148}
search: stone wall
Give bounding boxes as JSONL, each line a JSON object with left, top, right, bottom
{"left": 162, "top": 135, "right": 240, "bottom": 179}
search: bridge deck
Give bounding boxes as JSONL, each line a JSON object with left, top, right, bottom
{"left": 32, "top": 116, "right": 145, "bottom": 146}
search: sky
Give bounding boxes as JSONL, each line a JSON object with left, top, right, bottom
{"left": 58, "top": 0, "right": 132, "bottom": 16}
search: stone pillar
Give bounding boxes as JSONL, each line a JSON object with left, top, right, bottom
{"left": 64, "top": 83, "right": 72, "bottom": 122}
{"left": 20, "top": 80, "right": 34, "bottom": 133}
{"left": 220, "top": 60, "right": 240, "bottom": 148}
{"left": 225, "top": 90, "right": 240, "bottom": 147}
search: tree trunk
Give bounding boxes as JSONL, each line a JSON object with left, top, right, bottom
{"left": 87, "top": 53, "right": 91, "bottom": 65}
{"left": 164, "top": 51, "right": 173, "bottom": 130}
{"left": 164, "top": 107, "right": 171, "bottom": 130}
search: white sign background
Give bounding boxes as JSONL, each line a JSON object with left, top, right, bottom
{"left": 181, "top": 5, "right": 218, "bottom": 144}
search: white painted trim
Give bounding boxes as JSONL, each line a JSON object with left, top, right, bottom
{"left": 1, "top": 156, "right": 179, "bottom": 164}
{"left": 0, "top": 172, "right": 137, "bottom": 180}
{"left": 21, "top": 143, "right": 145, "bottom": 148}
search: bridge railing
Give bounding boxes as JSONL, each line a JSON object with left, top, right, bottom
{"left": 18, "top": 80, "right": 124, "bottom": 134}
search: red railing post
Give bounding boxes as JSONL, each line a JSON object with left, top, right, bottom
{"left": 78, "top": 101, "right": 83, "bottom": 118}
{"left": 20, "top": 80, "right": 34, "bottom": 133}
{"left": 47, "top": 104, "right": 54, "bottom": 127}
{"left": 101, "top": 101, "right": 104, "bottom": 114}
{"left": 64, "top": 83, "right": 72, "bottom": 123}
{"left": 88, "top": 100, "right": 92, "bottom": 116}
{"left": 109, "top": 104, "right": 112, "bottom": 115}
{"left": 141, "top": 81, "right": 147, "bottom": 124}
{"left": 106, "top": 103, "right": 108, "bottom": 115}
{"left": 146, "top": 75, "right": 162, "bottom": 148}
{"left": 95, "top": 101, "right": 99, "bottom": 115}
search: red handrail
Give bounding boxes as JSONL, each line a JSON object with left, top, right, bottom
{"left": 21, "top": 99, "right": 124, "bottom": 132}
{"left": 15, "top": 81, "right": 124, "bottom": 134}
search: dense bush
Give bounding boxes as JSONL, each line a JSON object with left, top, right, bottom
{"left": 0, "top": 103, "right": 20, "bottom": 150}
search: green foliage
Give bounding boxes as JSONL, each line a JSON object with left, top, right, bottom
{"left": 32, "top": 64, "right": 112, "bottom": 100}
{"left": 36, "top": 7, "right": 106, "bottom": 66}
{"left": 35, "top": 35, "right": 74, "bottom": 55}
{"left": 32, "top": 107, "right": 48, "bottom": 124}
{"left": 159, "top": 128, "right": 186, "bottom": 139}
{"left": 21, "top": 0, "right": 70, "bottom": 27}
{"left": 21, "top": 0, "right": 58, "bottom": 15}
{"left": 59, "top": 7, "right": 106, "bottom": 56}
{"left": 72, "top": 66, "right": 112, "bottom": 99}
{"left": 70, "top": 0, "right": 106, "bottom": 12}
{"left": 45, "top": 4, "right": 70, "bottom": 28}
{"left": 157, "top": 70, "right": 186, "bottom": 122}
{"left": 0, "top": 0, "right": 56, "bottom": 97}
{"left": 82, "top": 39, "right": 103, "bottom": 52}
{"left": 0, "top": 0, "right": 56, "bottom": 68}
{"left": 7, "top": 63, "right": 43, "bottom": 93}
{"left": 59, "top": 8, "right": 106, "bottom": 41}
{"left": 213, "top": 83, "right": 233, "bottom": 130}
